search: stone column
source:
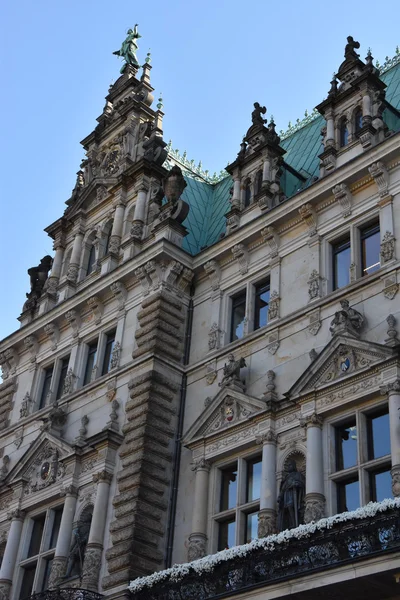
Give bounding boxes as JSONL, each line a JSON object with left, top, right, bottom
{"left": 81, "top": 470, "right": 112, "bottom": 590}
{"left": 46, "top": 233, "right": 66, "bottom": 297}
{"left": 231, "top": 177, "right": 241, "bottom": 208}
{"left": 256, "top": 431, "right": 278, "bottom": 536}
{"left": 303, "top": 413, "right": 325, "bottom": 523}
{"left": 48, "top": 487, "right": 78, "bottom": 588}
{"left": 187, "top": 458, "right": 211, "bottom": 561}
{"left": 108, "top": 190, "right": 127, "bottom": 256}
{"left": 67, "top": 226, "right": 85, "bottom": 283}
{"left": 362, "top": 93, "right": 372, "bottom": 121}
{"left": 326, "top": 111, "right": 335, "bottom": 145}
{"left": 262, "top": 156, "right": 271, "bottom": 183}
{"left": 131, "top": 187, "right": 148, "bottom": 239}
{"left": 0, "top": 509, "right": 25, "bottom": 600}
{"left": 381, "top": 380, "right": 400, "bottom": 497}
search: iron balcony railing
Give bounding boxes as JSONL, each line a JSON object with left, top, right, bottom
{"left": 26, "top": 589, "right": 102, "bottom": 600}
{"left": 131, "top": 507, "right": 400, "bottom": 600}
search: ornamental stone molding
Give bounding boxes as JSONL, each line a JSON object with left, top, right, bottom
{"left": 268, "top": 291, "right": 280, "bottom": 320}
{"left": 110, "top": 341, "right": 121, "bottom": 370}
{"left": 298, "top": 203, "right": 317, "bottom": 237}
{"left": 48, "top": 556, "right": 68, "bottom": 589}
{"left": 263, "top": 369, "right": 278, "bottom": 403}
{"left": 187, "top": 533, "right": 207, "bottom": 562}
{"left": 308, "top": 309, "right": 322, "bottom": 336}
{"left": 258, "top": 509, "right": 277, "bottom": 537}
{"left": 23, "top": 335, "right": 38, "bottom": 364}
{"left": 59, "top": 484, "right": 78, "bottom": 497}
{"left": 368, "top": 160, "right": 390, "bottom": 198}
{"left": 300, "top": 412, "right": 324, "bottom": 428}
{"left": 329, "top": 299, "right": 364, "bottom": 338}
{"left": 309, "top": 348, "right": 318, "bottom": 362}
{"left": 304, "top": 493, "right": 325, "bottom": 523}
{"left": 62, "top": 369, "right": 76, "bottom": 396}
{"left": 219, "top": 354, "right": 246, "bottom": 392}
{"left": 385, "top": 314, "right": 399, "bottom": 347}
{"left": 204, "top": 260, "right": 221, "bottom": 291}
{"left": 261, "top": 226, "right": 279, "bottom": 258}
{"left": 87, "top": 295, "right": 104, "bottom": 325}
{"left": 391, "top": 466, "right": 400, "bottom": 498}
{"left": 135, "top": 260, "right": 193, "bottom": 297}
{"left": 332, "top": 183, "right": 352, "bottom": 217}
{"left": 104, "top": 398, "right": 119, "bottom": 431}
{"left": 110, "top": 280, "right": 127, "bottom": 311}
{"left": 267, "top": 331, "right": 280, "bottom": 355}
{"left": 231, "top": 243, "right": 249, "bottom": 275}
{"left": 208, "top": 322, "right": 223, "bottom": 351}
{"left": 7, "top": 508, "right": 25, "bottom": 520}
{"left": 380, "top": 379, "right": 400, "bottom": 396}
{"left": 308, "top": 270, "right": 321, "bottom": 301}
{"left": 20, "top": 392, "right": 33, "bottom": 418}
{"left": 44, "top": 322, "right": 60, "bottom": 350}
{"left": 205, "top": 360, "right": 217, "bottom": 385}
{"left": 380, "top": 231, "right": 396, "bottom": 263}
{"left": 82, "top": 545, "right": 103, "bottom": 590}
{"left": 65, "top": 309, "right": 80, "bottom": 338}
{"left": 382, "top": 275, "right": 399, "bottom": 300}
{"left": 191, "top": 458, "right": 211, "bottom": 472}
{"left": 256, "top": 430, "right": 277, "bottom": 445}
{"left": 0, "top": 348, "right": 19, "bottom": 379}
{"left": 93, "top": 469, "right": 113, "bottom": 484}
{"left": 41, "top": 402, "right": 68, "bottom": 434}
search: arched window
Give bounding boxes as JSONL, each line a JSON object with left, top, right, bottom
{"left": 340, "top": 118, "right": 349, "bottom": 147}
{"left": 354, "top": 107, "right": 363, "bottom": 135}
{"left": 86, "top": 244, "right": 96, "bottom": 276}
{"left": 254, "top": 170, "right": 263, "bottom": 195}
{"left": 244, "top": 179, "right": 252, "bottom": 208}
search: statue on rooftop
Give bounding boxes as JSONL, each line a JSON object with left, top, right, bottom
{"left": 251, "top": 102, "right": 267, "bottom": 126}
{"left": 113, "top": 25, "right": 142, "bottom": 73}
{"left": 24, "top": 256, "right": 53, "bottom": 311}
{"left": 344, "top": 36, "right": 360, "bottom": 61}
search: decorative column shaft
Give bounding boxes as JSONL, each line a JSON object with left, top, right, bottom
{"left": 231, "top": 178, "right": 241, "bottom": 207}
{"left": 131, "top": 188, "right": 147, "bottom": 239}
{"left": 302, "top": 413, "right": 325, "bottom": 523}
{"left": 262, "top": 157, "right": 271, "bottom": 182}
{"left": 81, "top": 470, "right": 112, "bottom": 590}
{"left": 187, "top": 458, "right": 211, "bottom": 562}
{"left": 109, "top": 203, "right": 125, "bottom": 256}
{"left": 326, "top": 115, "right": 334, "bottom": 144}
{"left": 0, "top": 510, "right": 25, "bottom": 599}
{"left": 256, "top": 431, "right": 277, "bottom": 537}
{"left": 67, "top": 228, "right": 84, "bottom": 283}
{"left": 48, "top": 488, "right": 77, "bottom": 588}
{"left": 362, "top": 93, "right": 371, "bottom": 119}
{"left": 381, "top": 380, "right": 400, "bottom": 496}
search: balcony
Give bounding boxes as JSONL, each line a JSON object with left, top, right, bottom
{"left": 27, "top": 590, "right": 102, "bottom": 600}
{"left": 130, "top": 504, "right": 400, "bottom": 600}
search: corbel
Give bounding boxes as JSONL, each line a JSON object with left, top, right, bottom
{"left": 110, "top": 281, "right": 127, "bottom": 311}
{"left": 231, "top": 243, "right": 249, "bottom": 275}
{"left": 298, "top": 203, "right": 317, "bottom": 237}
{"left": 267, "top": 330, "right": 279, "bottom": 355}
{"left": 261, "top": 226, "right": 279, "bottom": 258}
{"left": 368, "top": 161, "right": 390, "bottom": 199}
{"left": 87, "top": 295, "right": 104, "bottom": 325}
{"left": 43, "top": 322, "right": 60, "bottom": 350}
{"left": 204, "top": 260, "right": 221, "bottom": 292}
{"left": 308, "top": 307, "right": 322, "bottom": 336}
{"left": 23, "top": 335, "right": 39, "bottom": 365}
{"left": 332, "top": 183, "right": 352, "bottom": 217}
{"left": 65, "top": 309, "right": 81, "bottom": 338}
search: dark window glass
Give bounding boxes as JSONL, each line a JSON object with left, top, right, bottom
{"left": 367, "top": 410, "right": 390, "bottom": 459}
{"left": 332, "top": 237, "right": 351, "bottom": 290}
{"left": 49, "top": 509, "right": 63, "bottom": 549}
{"left": 39, "top": 366, "right": 54, "bottom": 409}
{"left": 246, "top": 511, "right": 259, "bottom": 543}
{"left": 27, "top": 515, "right": 45, "bottom": 558}
{"left": 254, "top": 171, "right": 263, "bottom": 195}
{"left": 337, "top": 478, "right": 359, "bottom": 512}
{"left": 218, "top": 518, "right": 236, "bottom": 550}
{"left": 336, "top": 421, "right": 358, "bottom": 471}
{"left": 220, "top": 465, "right": 237, "bottom": 511}
{"left": 254, "top": 281, "right": 270, "bottom": 330}
{"left": 230, "top": 292, "right": 246, "bottom": 342}
{"left": 20, "top": 565, "right": 36, "bottom": 600}
{"left": 83, "top": 341, "right": 98, "bottom": 386}
{"left": 244, "top": 181, "right": 251, "bottom": 207}
{"left": 86, "top": 244, "right": 96, "bottom": 276}
{"left": 340, "top": 119, "right": 349, "bottom": 147}
{"left": 56, "top": 356, "right": 70, "bottom": 400}
{"left": 361, "top": 223, "right": 380, "bottom": 276}
{"left": 370, "top": 468, "right": 392, "bottom": 502}
{"left": 246, "top": 458, "right": 262, "bottom": 502}
{"left": 102, "top": 331, "right": 116, "bottom": 376}
{"left": 104, "top": 227, "right": 112, "bottom": 255}
{"left": 41, "top": 557, "right": 53, "bottom": 592}
{"left": 355, "top": 108, "right": 363, "bottom": 134}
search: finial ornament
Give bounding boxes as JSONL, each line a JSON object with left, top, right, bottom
{"left": 113, "top": 25, "right": 142, "bottom": 73}
{"left": 145, "top": 50, "right": 151, "bottom": 64}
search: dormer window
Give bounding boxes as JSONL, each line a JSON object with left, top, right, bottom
{"left": 244, "top": 179, "right": 252, "bottom": 208}
{"left": 340, "top": 118, "right": 349, "bottom": 147}
{"left": 254, "top": 170, "right": 263, "bottom": 196}
{"left": 354, "top": 108, "right": 363, "bottom": 135}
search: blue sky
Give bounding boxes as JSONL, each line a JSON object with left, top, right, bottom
{"left": 0, "top": 0, "right": 399, "bottom": 341}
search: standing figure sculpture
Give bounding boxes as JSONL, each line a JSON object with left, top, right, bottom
{"left": 64, "top": 511, "right": 92, "bottom": 579}
{"left": 113, "top": 25, "right": 142, "bottom": 72}
{"left": 219, "top": 354, "right": 246, "bottom": 389}
{"left": 278, "top": 459, "right": 305, "bottom": 531}
{"left": 251, "top": 102, "right": 267, "bottom": 126}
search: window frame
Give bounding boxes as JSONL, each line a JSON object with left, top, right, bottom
{"left": 254, "top": 279, "right": 270, "bottom": 331}
{"left": 35, "top": 353, "right": 71, "bottom": 410}
{"left": 360, "top": 221, "right": 380, "bottom": 277}
{"left": 331, "top": 235, "right": 351, "bottom": 291}
{"left": 229, "top": 290, "right": 247, "bottom": 343}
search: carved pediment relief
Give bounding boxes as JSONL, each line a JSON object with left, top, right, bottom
{"left": 287, "top": 335, "right": 395, "bottom": 401}
{"left": 6, "top": 432, "right": 73, "bottom": 496}
{"left": 184, "top": 387, "right": 267, "bottom": 447}
{"left": 65, "top": 180, "right": 115, "bottom": 217}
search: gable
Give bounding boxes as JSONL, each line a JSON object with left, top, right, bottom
{"left": 286, "top": 335, "right": 395, "bottom": 401}
{"left": 184, "top": 387, "right": 267, "bottom": 447}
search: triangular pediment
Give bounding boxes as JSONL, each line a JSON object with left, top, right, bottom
{"left": 65, "top": 178, "right": 117, "bottom": 218}
{"left": 286, "top": 335, "right": 395, "bottom": 401}
{"left": 184, "top": 387, "right": 267, "bottom": 447}
{"left": 6, "top": 431, "right": 74, "bottom": 494}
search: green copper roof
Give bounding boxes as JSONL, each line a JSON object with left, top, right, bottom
{"left": 181, "top": 58, "right": 400, "bottom": 256}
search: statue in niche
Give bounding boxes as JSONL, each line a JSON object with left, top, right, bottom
{"left": 113, "top": 25, "right": 141, "bottom": 72}
{"left": 64, "top": 510, "right": 92, "bottom": 579}
{"left": 277, "top": 459, "right": 305, "bottom": 531}
{"left": 251, "top": 102, "right": 267, "bottom": 126}
{"left": 330, "top": 299, "right": 364, "bottom": 336}
{"left": 219, "top": 354, "right": 246, "bottom": 388}
{"left": 344, "top": 36, "right": 360, "bottom": 60}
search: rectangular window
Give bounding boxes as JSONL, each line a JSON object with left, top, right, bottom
{"left": 245, "top": 511, "right": 259, "bottom": 543}
{"left": 230, "top": 291, "right": 246, "bottom": 342}
{"left": 367, "top": 409, "right": 390, "bottom": 460}
{"left": 254, "top": 280, "right": 270, "bottom": 330}
{"left": 332, "top": 237, "right": 351, "bottom": 290}
{"left": 102, "top": 331, "right": 116, "bottom": 376}
{"left": 361, "top": 222, "right": 380, "bottom": 276}
{"left": 337, "top": 477, "right": 360, "bottom": 512}
{"left": 369, "top": 468, "right": 392, "bottom": 502}
{"left": 218, "top": 518, "right": 236, "bottom": 551}
{"left": 56, "top": 356, "right": 70, "bottom": 400}
{"left": 335, "top": 421, "right": 358, "bottom": 471}
{"left": 83, "top": 340, "right": 98, "bottom": 385}
{"left": 246, "top": 458, "right": 262, "bottom": 502}
{"left": 39, "top": 365, "right": 54, "bottom": 409}
{"left": 220, "top": 465, "right": 238, "bottom": 511}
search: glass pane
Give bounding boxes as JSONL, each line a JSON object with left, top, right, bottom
{"left": 247, "top": 459, "right": 262, "bottom": 502}
{"left": 337, "top": 479, "right": 359, "bottom": 512}
{"left": 20, "top": 565, "right": 37, "bottom": 600}
{"left": 41, "top": 557, "right": 53, "bottom": 592}
{"left": 220, "top": 465, "right": 237, "bottom": 511}
{"left": 333, "top": 241, "right": 350, "bottom": 290}
{"left": 87, "top": 245, "right": 96, "bottom": 275}
{"left": 246, "top": 511, "right": 259, "bottom": 542}
{"left": 371, "top": 469, "right": 392, "bottom": 502}
{"left": 254, "top": 283, "right": 270, "bottom": 330}
{"left": 49, "top": 509, "right": 63, "bottom": 549}
{"left": 362, "top": 226, "right": 380, "bottom": 276}
{"left": 230, "top": 294, "right": 246, "bottom": 341}
{"left": 218, "top": 519, "right": 236, "bottom": 550}
{"left": 83, "top": 342, "right": 98, "bottom": 385}
{"left": 336, "top": 422, "right": 358, "bottom": 470}
{"left": 27, "top": 516, "right": 45, "bottom": 557}
{"left": 244, "top": 185, "right": 251, "bottom": 207}
{"left": 39, "top": 366, "right": 54, "bottom": 409}
{"left": 368, "top": 411, "right": 390, "bottom": 459}
{"left": 102, "top": 332, "right": 116, "bottom": 375}
{"left": 56, "top": 357, "right": 70, "bottom": 400}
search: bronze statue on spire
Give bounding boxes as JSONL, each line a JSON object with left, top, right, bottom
{"left": 113, "top": 25, "right": 142, "bottom": 73}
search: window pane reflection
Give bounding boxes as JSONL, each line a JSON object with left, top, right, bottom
{"left": 371, "top": 469, "right": 392, "bottom": 502}
{"left": 220, "top": 466, "right": 237, "bottom": 511}
{"left": 368, "top": 411, "right": 390, "bottom": 459}
{"left": 333, "top": 238, "right": 350, "bottom": 290}
{"left": 230, "top": 293, "right": 246, "bottom": 341}
{"left": 254, "top": 282, "right": 270, "bottom": 330}
{"left": 246, "top": 512, "right": 258, "bottom": 543}
{"left": 218, "top": 519, "right": 236, "bottom": 550}
{"left": 336, "top": 422, "right": 358, "bottom": 470}
{"left": 247, "top": 459, "right": 262, "bottom": 502}
{"left": 361, "top": 223, "right": 380, "bottom": 276}
{"left": 337, "top": 479, "right": 359, "bottom": 512}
